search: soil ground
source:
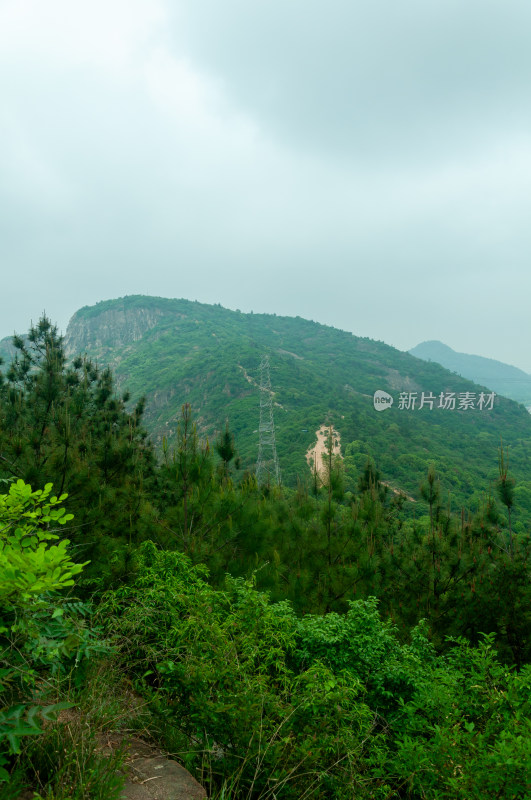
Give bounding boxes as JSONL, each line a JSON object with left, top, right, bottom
{"left": 305, "top": 424, "right": 342, "bottom": 481}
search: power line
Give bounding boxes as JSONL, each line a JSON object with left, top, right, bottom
{"left": 256, "top": 354, "right": 281, "bottom": 487}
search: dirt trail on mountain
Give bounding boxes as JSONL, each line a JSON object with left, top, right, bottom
{"left": 380, "top": 481, "right": 416, "bottom": 503}
{"left": 306, "top": 424, "right": 341, "bottom": 480}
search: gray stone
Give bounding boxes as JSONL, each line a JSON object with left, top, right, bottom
{"left": 117, "top": 737, "right": 207, "bottom": 800}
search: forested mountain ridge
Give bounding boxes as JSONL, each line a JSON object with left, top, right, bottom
{"left": 410, "top": 339, "right": 531, "bottom": 408}
{"left": 2, "top": 309, "right": 531, "bottom": 798}
{"left": 59, "top": 295, "right": 531, "bottom": 519}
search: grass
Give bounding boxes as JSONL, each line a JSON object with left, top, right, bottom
{"left": 9, "top": 660, "right": 151, "bottom": 800}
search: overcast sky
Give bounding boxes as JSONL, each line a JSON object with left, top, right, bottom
{"left": 2, "top": 0, "right": 531, "bottom": 370}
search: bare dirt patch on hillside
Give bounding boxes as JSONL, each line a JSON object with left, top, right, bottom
{"left": 380, "top": 480, "right": 416, "bottom": 503}
{"left": 306, "top": 424, "right": 342, "bottom": 481}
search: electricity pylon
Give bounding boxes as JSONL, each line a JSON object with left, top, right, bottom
{"left": 256, "top": 354, "right": 281, "bottom": 486}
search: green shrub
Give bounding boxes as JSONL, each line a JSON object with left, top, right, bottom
{"left": 0, "top": 480, "right": 105, "bottom": 785}
{"left": 98, "top": 542, "right": 379, "bottom": 799}
{"left": 99, "top": 541, "right": 531, "bottom": 799}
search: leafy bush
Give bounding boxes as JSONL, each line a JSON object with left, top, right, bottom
{"left": 377, "top": 635, "right": 531, "bottom": 799}
{"left": 98, "top": 542, "right": 379, "bottom": 799}
{"left": 99, "top": 541, "right": 531, "bottom": 799}
{"left": 0, "top": 480, "right": 105, "bottom": 784}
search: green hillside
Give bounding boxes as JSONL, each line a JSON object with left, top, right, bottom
{"left": 410, "top": 339, "right": 531, "bottom": 408}
{"left": 63, "top": 296, "right": 531, "bottom": 521}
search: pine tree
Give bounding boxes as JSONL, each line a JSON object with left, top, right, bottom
{"left": 215, "top": 420, "right": 238, "bottom": 479}
{"left": 0, "top": 315, "right": 155, "bottom": 584}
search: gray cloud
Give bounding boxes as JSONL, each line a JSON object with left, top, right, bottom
{"left": 171, "top": 0, "right": 531, "bottom": 161}
{"left": 1, "top": 0, "right": 531, "bottom": 373}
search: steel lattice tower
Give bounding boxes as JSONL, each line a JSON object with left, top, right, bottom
{"left": 256, "top": 355, "right": 281, "bottom": 486}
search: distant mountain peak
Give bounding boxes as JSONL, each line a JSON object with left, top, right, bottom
{"left": 409, "top": 340, "right": 531, "bottom": 406}
{"left": 413, "top": 339, "right": 454, "bottom": 352}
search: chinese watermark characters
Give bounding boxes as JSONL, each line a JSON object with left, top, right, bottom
{"left": 373, "top": 390, "right": 496, "bottom": 412}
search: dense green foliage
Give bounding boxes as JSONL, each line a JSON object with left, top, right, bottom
{"left": 0, "top": 313, "right": 530, "bottom": 798}
{"left": 0, "top": 317, "right": 157, "bottom": 585}
{"left": 99, "top": 542, "right": 531, "bottom": 799}
{"left": 0, "top": 479, "right": 120, "bottom": 796}
{"left": 64, "top": 296, "right": 531, "bottom": 519}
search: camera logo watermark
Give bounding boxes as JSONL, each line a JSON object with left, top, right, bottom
{"left": 373, "top": 390, "right": 394, "bottom": 412}
{"left": 373, "top": 390, "right": 496, "bottom": 412}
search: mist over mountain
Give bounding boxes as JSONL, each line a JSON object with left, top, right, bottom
{"left": 410, "top": 340, "right": 531, "bottom": 409}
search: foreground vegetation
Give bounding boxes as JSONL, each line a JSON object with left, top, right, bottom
{"left": 1, "top": 318, "right": 530, "bottom": 798}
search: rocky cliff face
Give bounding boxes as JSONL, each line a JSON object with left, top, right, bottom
{"left": 0, "top": 335, "right": 19, "bottom": 366}
{"left": 65, "top": 303, "right": 170, "bottom": 360}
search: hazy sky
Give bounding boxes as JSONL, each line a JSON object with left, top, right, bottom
{"left": 2, "top": 1, "right": 531, "bottom": 370}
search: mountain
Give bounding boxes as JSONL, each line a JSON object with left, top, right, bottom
{"left": 54, "top": 295, "right": 531, "bottom": 521}
{"left": 0, "top": 334, "right": 20, "bottom": 368}
{"left": 409, "top": 340, "right": 531, "bottom": 409}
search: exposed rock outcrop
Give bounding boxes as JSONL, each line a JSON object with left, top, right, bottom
{"left": 102, "top": 735, "right": 207, "bottom": 800}
{"left": 65, "top": 303, "right": 168, "bottom": 360}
